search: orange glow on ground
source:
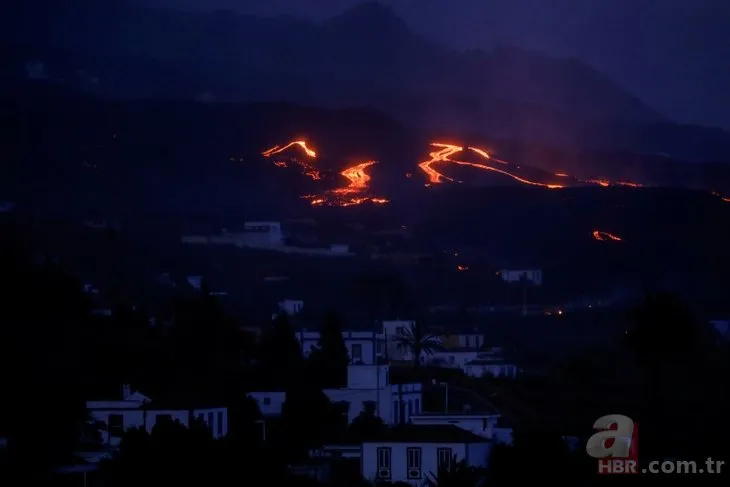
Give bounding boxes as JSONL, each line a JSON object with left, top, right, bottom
{"left": 303, "top": 160, "right": 389, "bottom": 207}
{"left": 593, "top": 230, "right": 623, "bottom": 242}
{"left": 418, "top": 143, "right": 565, "bottom": 189}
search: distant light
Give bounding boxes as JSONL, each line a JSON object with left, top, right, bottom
{"left": 557, "top": 310, "right": 563, "bottom": 315}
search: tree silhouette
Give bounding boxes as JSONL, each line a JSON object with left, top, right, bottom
{"left": 394, "top": 320, "right": 444, "bottom": 368}
{"left": 426, "top": 456, "right": 486, "bottom": 487}
{"left": 0, "top": 246, "right": 93, "bottom": 479}
{"left": 347, "top": 401, "right": 386, "bottom": 441}
{"left": 308, "top": 310, "right": 350, "bottom": 387}
{"left": 258, "top": 313, "right": 305, "bottom": 389}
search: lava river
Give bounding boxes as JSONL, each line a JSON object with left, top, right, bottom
{"left": 261, "top": 141, "right": 388, "bottom": 207}
{"left": 417, "top": 142, "right": 648, "bottom": 190}
{"left": 593, "top": 230, "right": 623, "bottom": 242}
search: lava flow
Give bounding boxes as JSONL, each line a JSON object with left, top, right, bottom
{"left": 262, "top": 140, "right": 387, "bottom": 207}
{"left": 262, "top": 140, "right": 321, "bottom": 180}
{"left": 593, "top": 230, "right": 623, "bottom": 242}
{"left": 418, "top": 143, "right": 564, "bottom": 189}
{"left": 305, "top": 161, "right": 389, "bottom": 207}
{"left": 418, "top": 142, "right": 648, "bottom": 190}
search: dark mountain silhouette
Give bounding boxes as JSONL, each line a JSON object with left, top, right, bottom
{"left": 3, "top": 0, "right": 730, "bottom": 162}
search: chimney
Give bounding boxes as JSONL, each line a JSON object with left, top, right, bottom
{"left": 121, "top": 384, "right": 132, "bottom": 400}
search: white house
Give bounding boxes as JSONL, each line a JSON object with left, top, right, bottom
{"left": 409, "top": 413, "right": 501, "bottom": 440}
{"left": 295, "top": 330, "right": 386, "bottom": 364}
{"left": 418, "top": 349, "right": 481, "bottom": 369}
{"left": 249, "top": 365, "right": 423, "bottom": 426}
{"left": 464, "top": 359, "right": 519, "bottom": 379}
{"left": 362, "top": 425, "right": 491, "bottom": 484}
{"left": 247, "top": 391, "right": 287, "bottom": 417}
{"left": 87, "top": 385, "right": 228, "bottom": 446}
{"left": 498, "top": 269, "right": 543, "bottom": 286}
{"left": 242, "top": 221, "right": 283, "bottom": 247}
{"left": 276, "top": 300, "right": 304, "bottom": 316}
{"left": 324, "top": 365, "right": 423, "bottom": 425}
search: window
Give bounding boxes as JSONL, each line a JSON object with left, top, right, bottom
{"left": 376, "top": 447, "right": 391, "bottom": 479}
{"left": 437, "top": 448, "right": 453, "bottom": 471}
{"left": 217, "top": 411, "right": 224, "bottom": 436}
{"left": 352, "top": 344, "right": 363, "bottom": 362}
{"left": 396, "top": 326, "right": 405, "bottom": 335}
{"left": 263, "top": 397, "right": 271, "bottom": 406}
{"left": 207, "top": 412, "right": 214, "bottom": 429}
{"left": 108, "top": 414, "right": 124, "bottom": 437}
{"left": 407, "top": 447, "right": 422, "bottom": 479}
{"left": 449, "top": 355, "right": 455, "bottom": 364}
{"left": 464, "top": 336, "right": 470, "bottom": 347}
{"left": 393, "top": 401, "right": 399, "bottom": 422}
{"left": 414, "top": 398, "right": 420, "bottom": 414}
{"left": 377, "top": 341, "right": 384, "bottom": 354}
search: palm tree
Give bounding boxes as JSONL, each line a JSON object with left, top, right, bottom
{"left": 394, "top": 320, "right": 444, "bottom": 368}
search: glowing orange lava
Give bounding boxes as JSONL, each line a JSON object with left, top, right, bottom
{"left": 304, "top": 160, "right": 389, "bottom": 207}
{"left": 262, "top": 141, "right": 316, "bottom": 158}
{"left": 262, "top": 140, "right": 321, "bottom": 180}
{"left": 418, "top": 143, "right": 565, "bottom": 189}
{"left": 593, "top": 230, "right": 623, "bottom": 242}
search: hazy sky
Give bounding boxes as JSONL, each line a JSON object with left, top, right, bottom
{"left": 144, "top": 0, "right": 730, "bottom": 130}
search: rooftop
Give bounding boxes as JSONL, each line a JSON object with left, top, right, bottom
{"left": 363, "top": 425, "right": 488, "bottom": 444}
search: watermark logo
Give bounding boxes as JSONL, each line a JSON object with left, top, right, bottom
{"left": 586, "top": 414, "right": 639, "bottom": 474}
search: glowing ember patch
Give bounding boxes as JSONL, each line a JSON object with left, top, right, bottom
{"left": 593, "top": 230, "right": 623, "bottom": 242}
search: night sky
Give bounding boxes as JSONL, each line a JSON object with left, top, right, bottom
{"left": 142, "top": 0, "right": 730, "bottom": 131}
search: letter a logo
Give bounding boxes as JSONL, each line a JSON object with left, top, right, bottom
{"left": 586, "top": 414, "right": 634, "bottom": 459}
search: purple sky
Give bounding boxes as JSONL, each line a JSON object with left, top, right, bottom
{"left": 143, "top": 0, "right": 730, "bottom": 130}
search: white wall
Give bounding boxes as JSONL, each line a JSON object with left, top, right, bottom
{"left": 391, "top": 384, "right": 423, "bottom": 424}
{"left": 248, "top": 391, "right": 286, "bottom": 416}
{"left": 347, "top": 365, "right": 389, "bottom": 390}
{"left": 278, "top": 300, "right": 304, "bottom": 315}
{"left": 464, "top": 363, "right": 519, "bottom": 378}
{"left": 89, "top": 407, "right": 228, "bottom": 444}
{"left": 410, "top": 415, "right": 499, "bottom": 439}
{"left": 324, "top": 387, "right": 394, "bottom": 425}
{"left": 499, "top": 269, "right": 542, "bottom": 286}
{"left": 362, "top": 443, "right": 471, "bottom": 484}
{"left": 296, "top": 331, "right": 385, "bottom": 364}
{"left": 88, "top": 409, "right": 145, "bottom": 446}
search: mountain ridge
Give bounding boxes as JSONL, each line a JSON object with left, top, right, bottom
{"left": 1, "top": 0, "right": 729, "bottom": 162}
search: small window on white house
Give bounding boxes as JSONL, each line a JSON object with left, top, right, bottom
{"left": 377, "top": 447, "right": 391, "bottom": 479}
{"left": 217, "top": 411, "right": 224, "bottom": 436}
{"left": 407, "top": 447, "right": 422, "bottom": 479}
{"left": 464, "top": 336, "right": 470, "bottom": 347}
{"left": 352, "top": 344, "right": 363, "bottom": 362}
{"left": 263, "top": 397, "right": 271, "bottom": 406}
{"left": 437, "top": 448, "right": 453, "bottom": 471}
{"left": 207, "top": 412, "right": 214, "bottom": 428}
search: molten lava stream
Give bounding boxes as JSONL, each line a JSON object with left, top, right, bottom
{"left": 305, "top": 161, "right": 389, "bottom": 207}
{"left": 262, "top": 140, "right": 321, "bottom": 180}
{"left": 261, "top": 140, "right": 316, "bottom": 158}
{"left": 593, "top": 230, "right": 622, "bottom": 242}
{"left": 418, "top": 142, "right": 565, "bottom": 189}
